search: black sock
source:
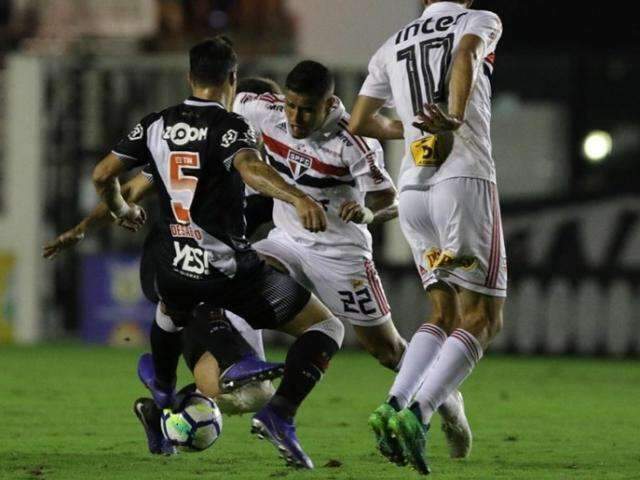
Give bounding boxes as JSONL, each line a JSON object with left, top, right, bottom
{"left": 270, "top": 331, "right": 339, "bottom": 419}
{"left": 150, "top": 320, "right": 182, "bottom": 388}
{"left": 387, "top": 396, "right": 402, "bottom": 412}
{"left": 409, "top": 401, "right": 425, "bottom": 425}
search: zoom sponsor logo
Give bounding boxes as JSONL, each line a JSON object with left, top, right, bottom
{"left": 163, "top": 123, "right": 208, "bottom": 146}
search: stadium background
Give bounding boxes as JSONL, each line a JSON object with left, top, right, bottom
{"left": 1, "top": 2, "right": 639, "bottom": 480}
{"left": 1, "top": 0, "right": 638, "bottom": 354}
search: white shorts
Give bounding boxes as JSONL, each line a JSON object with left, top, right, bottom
{"left": 253, "top": 229, "right": 392, "bottom": 326}
{"left": 399, "top": 178, "right": 507, "bottom": 297}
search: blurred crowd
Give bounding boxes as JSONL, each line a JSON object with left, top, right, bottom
{"left": 0, "top": 0, "right": 296, "bottom": 62}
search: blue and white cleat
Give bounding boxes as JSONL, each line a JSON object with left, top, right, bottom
{"left": 251, "top": 405, "right": 314, "bottom": 469}
{"left": 220, "top": 354, "right": 284, "bottom": 393}
{"left": 137, "top": 353, "right": 176, "bottom": 409}
{"left": 133, "top": 397, "right": 176, "bottom": 455}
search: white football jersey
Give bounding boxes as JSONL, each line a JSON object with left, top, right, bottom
{"left": 360, "top": 2, "right": 502, "bottom": 191}
{"left": 233, "top": 92, "right": 394, "bottom": 258}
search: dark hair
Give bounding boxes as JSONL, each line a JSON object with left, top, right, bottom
{"left": 285, "top": 60, "right": 334, "bottom": 99}
{"left": 236, "top": 77, "right": 282, "bottom": 95}
{"left": 189, "top": 36, "right": 237, "bottom": 87}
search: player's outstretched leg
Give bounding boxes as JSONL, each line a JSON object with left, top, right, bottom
{"left": 389, "top": 405, "right": 430, "bottom": 475}
{"left": 439, "top": 390, "right": 472, "bottom": 458}
{"left": 369, "top": 400, "right": 405, "bottom": 465}
{"left": 252, "top": 296, "right": 344, "bottom": 469}
{"left": 133, "top": 397, "right": 176, "bottom": 455}
{"left": 187, "top": 305, "right": 285, "bottom": 393}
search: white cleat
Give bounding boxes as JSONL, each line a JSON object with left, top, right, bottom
{"left": 438, "top": 390, "right": 472, "bottom": 459}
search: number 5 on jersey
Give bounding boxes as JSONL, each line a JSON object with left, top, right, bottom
{"left": 169, "top": 151, "right": 200, "bottom": 224}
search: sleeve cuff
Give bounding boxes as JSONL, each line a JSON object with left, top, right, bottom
{"left": 222, "top": 147, "right": 261, "bottom": 171}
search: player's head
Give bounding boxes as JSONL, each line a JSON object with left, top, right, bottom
{"left": 284, "top": 60, "right": 335, "bottom": 139}
{"left": 236, "top": 77, "right": 282, "bottom": 96}
{"left": 424, "top": 0, "right": 473, "bottom": 6}
{"left": 188, "top": 36, "right": 238, "bottom": 106}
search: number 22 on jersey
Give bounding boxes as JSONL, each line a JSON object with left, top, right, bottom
{"left": 168, "top": 151, "right": 200, "bottom": 224}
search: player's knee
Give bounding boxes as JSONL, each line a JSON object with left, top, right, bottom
{"left": 462, "top": 307, "right": 501, "bottom": 341}
{"left": 370, "top": 335, "right": 405, "bottom": 370}
{"left": 427, "top": 285, "right": 459, "bottom": 333}
{"left": 306, "top": 316, "right": 345, "bottom": 349}
{"left": 487, "top": 310, "right": 503, "bottom": 338}
{"left": 372, "top": 344, "right": 404, "bottom": 370}
{"left": 428, "top": 309, "right": 458, "bottom": 334}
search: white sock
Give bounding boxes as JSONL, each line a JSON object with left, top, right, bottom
{"left": 156, "top": 303, "right": 183, "bottom": 332}
{"left": 388, "top": 323, "right": 447, "bottom": 409}
{"left": 414, "top": 328, "right": 483, "bottom": 424}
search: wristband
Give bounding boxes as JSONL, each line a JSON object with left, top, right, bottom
{"left": 360, "top": 207, "right": 375, "bottom": 224}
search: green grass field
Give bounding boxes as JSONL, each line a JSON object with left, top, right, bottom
{"left": 1, "top": 345, "right": 639, "bottom": 480}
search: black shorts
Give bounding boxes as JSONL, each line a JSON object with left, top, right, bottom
{"left": 181, "top": 308, "right": 257, "bottom": 372}
{"left": 156, "top": 257, "right": 311, "bottom": 331}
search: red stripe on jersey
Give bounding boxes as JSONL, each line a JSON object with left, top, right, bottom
{"left": 485, "top": 184, "right": 501, "bottom": 289}
{"left": 338, "top": 119, "right": 371, "bottom": 155}
{"left": 485, "top": 186, "right": 497, "bottom": 287}
{"left": 485, "top": 52, "right": 496, "bottom": 65}
{"left": 259, "top": 93, "right": 283, "bottom": 104}
{"left": 365, "top": 259, "right": 391, "bottom": 315}
{"left": 262, "top": 133, "right": 350, "bottom": 177}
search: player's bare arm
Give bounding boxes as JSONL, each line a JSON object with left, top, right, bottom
{"left": 43, "top": 173, "right": 153, "bottom": 259}
{"left": 92, "top": 153, "right": 147, "bottom": 229}
{"left": 339, "top": 187, "right": 398, "bottom": 225}
{"left": 413, "top": 34, "right": 484, "bottom": 134}
{"left": 349, "top": 96, "right": 404, "bottom": 141}
{"left": 233, "top": 149, "right": 327, "bottom": 232}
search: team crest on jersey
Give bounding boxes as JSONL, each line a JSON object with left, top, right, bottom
{"left": 287, "top": 149, "right": 313, "bottom": 179}
{"left": 128, "top": 123, "right": 144, "bottom": 141}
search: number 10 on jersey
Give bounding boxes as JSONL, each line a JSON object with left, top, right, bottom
{"left": 396, "top": 34, "right": 454, "bottom": 115}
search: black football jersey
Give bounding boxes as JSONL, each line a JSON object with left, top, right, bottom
{"left": 112, "top": 97, "right": 260, "bottom": 280}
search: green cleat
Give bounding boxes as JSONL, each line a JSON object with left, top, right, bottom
{"left": 368, "top": 403, "right": 405, "bottom": 465}
{"left": 388, "top": 406, "right": 431, "bottom": 475}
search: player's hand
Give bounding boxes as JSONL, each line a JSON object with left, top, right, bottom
{"left": 42, "top": 226, "right": 85, "bottom": 259}
{"left": 412, "top": 104, "right": 463, "bottom": 134}
{"left": 112, "top": 203, "right": 147, "bottom": 232}
{"left": 339, "top": 200, "right": 366, "bottom": 223}
{"left": 294, "top": 195, "right": 327, "bottom": 232}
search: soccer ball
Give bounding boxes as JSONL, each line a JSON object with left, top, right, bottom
{"left": 161, "top": 393, "right": 222, "bottom": 451}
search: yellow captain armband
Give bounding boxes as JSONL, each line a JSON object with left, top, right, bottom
{"left": 410, "top": 132, "right": 454, "bottom": 167}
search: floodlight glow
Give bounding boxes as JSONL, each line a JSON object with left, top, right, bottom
{"left": 582, "top": 130, "right": 612, "bottom": 163}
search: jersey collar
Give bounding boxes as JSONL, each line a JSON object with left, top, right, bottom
{"left": 421, "top": 1, "right": 465, "bottom": 17}
{"left": 183, "top": 96, "right": 225, "bottom": 108}
{"left": 312, "top": 96, "right": 346, "bottom": 140}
